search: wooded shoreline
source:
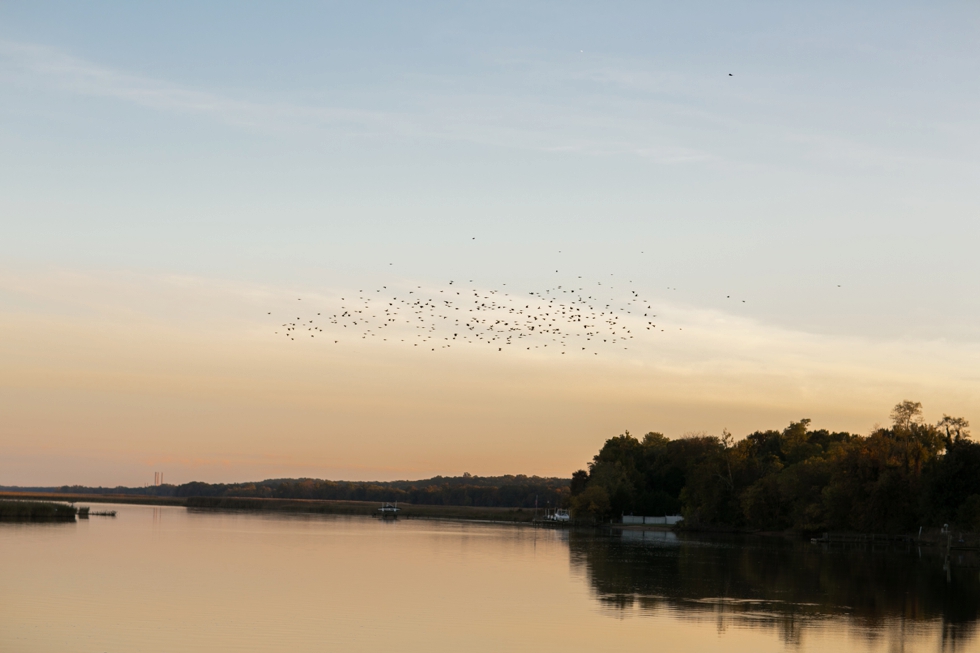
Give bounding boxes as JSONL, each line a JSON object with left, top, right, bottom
{"left": 3, "top": 493, "right": 977, "bottom": 550}
{"left": 568, "top": 403, "right": 980, "bottom": 535}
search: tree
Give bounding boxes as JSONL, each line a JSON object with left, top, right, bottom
{"left": 569, "top": 485, "right": 611, "bottom": 521}
{"left": 890, "top": 400, "right": 925, "bottom": 473}
{"left": 956, "top": 495, "right": 980, "bottom": 531}
{"left": 891, "top": 400, "right": 923, "bottom": 432}
{"left": 570, "top": 470, "right": 589, "bottom": 496}
{"left": 718, "top": 429, "right": 735, "bottom": 493}
{"left": 642, "top": 432, "right": 669, "bottom": 447}
{"left": 937, "top": 415, "right": 970, "bottom": 448}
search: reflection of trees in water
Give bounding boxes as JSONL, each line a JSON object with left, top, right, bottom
{"left": 569, "top": 531, "right": 980, "bottom": 648}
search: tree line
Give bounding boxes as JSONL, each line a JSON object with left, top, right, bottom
{"left": 569, "top": 401, "right": 980, "bottom": 533}
{"left": 54, "top": 474, "right": 570, "bottom": 509}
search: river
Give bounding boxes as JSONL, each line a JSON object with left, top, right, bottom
{"left": 1, "top": 503, "right": 977, "bottom": 652}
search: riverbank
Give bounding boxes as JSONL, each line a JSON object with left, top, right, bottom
{"left": 0, "top": 491, "right": 185, "bottom": 506}
{"left": 185, "top": 496, "right": 542, "bottom": 522}
{"left": 0, "top": 492, "right": 545, "bottom": 523}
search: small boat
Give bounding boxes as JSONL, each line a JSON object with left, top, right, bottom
{"left": 378, "top": 502, "right": 400, "bottom": 518}
{"left": 547, "top": 508, "right": 570, "bottom": 522}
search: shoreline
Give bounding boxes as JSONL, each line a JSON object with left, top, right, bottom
{"left": 0, "top": 492, "right": 553, "bottom": 524}
{"left": 5, "top": 492, "right": 968, "bottom": 547}
{"left": 0, "top": 491, "right": 186, "bottom": 507}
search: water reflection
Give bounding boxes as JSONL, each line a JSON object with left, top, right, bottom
{"left": 570, "top": 529, "right": 980, "bottom": 649}
{"left": 4, "top": 505, "right": 979, "bottom": 653}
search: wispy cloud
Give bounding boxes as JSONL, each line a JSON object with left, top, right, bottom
{"left": 0, "top": 40, "right": 725, "bottom": 161}
{"left": 2, "top": 39, "right": 971, "bottom": 172}
{"left": 0, "top": 40, "right": 400, "bottom": 133}
{"left": 4, "top": 264, "right": 979, "bottom": 394}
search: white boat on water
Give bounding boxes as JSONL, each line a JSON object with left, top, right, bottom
{"left": 546, "top": 508, "right": 570, "bottom": 522}
{"left": 378, "top": 502, "right": 400, "bottom": 517}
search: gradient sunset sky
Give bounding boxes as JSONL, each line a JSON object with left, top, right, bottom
{"left": 2, "top": 2, "right": 979, "bottom": 486}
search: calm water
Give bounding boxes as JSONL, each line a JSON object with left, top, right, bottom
{"left": 2, "top": 504, "right": 978, "bottom": 653}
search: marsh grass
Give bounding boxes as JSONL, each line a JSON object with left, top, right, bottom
{"left": 0, "top": 500, "right": 76, "bottom": 522}
{"left": 185, "top": 497, "right": 538, "bottom": 522}
{"left": 0, "top": 493, "right": 539, "bottom": 524}
{"left": 0, "top": 492, "right": 183, "bottom": 506}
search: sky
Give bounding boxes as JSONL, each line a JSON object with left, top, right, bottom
{"left": 2, "top": 1, "right": 979, "bottom": 486}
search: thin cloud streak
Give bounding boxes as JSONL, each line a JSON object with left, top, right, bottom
{"left": 0, "top": 40, "right": 720, "bottom": 161}
{"left": 7, "top": 39, "right": 966, "bottom": 172}
{"left": 3, "top": 265, "right": 979, "bottom": 393}
{"left": 0, "top": 40, "right": 398, "bottom": 133}
{"left": 0, "top": 40, "right": 755, "bottom": 164}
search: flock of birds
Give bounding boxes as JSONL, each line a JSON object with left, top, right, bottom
{"left": 263, "top": 215, "right": 850, "bottom": 355}
{"left": 266, "top": 268, "right": 750, "bottom": 356}
{"left": 265, "top": 73, "right": 762, "bottom": 357}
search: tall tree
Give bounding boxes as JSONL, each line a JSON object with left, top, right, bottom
{"left": 891, "top": 400, "right": 923, "bottom": 432}
{"left": 937, "top": 415, "right": 971, "bottom": 448}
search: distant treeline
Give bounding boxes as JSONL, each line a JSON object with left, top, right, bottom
{"left": 49, "top": 474, "right": 570, "bottom": 509}
{"left": 570, "top": 401, "right": 980, "bottom": 533}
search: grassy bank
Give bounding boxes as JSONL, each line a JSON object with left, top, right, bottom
{"left": 0, "top": 492, "right": 185, "bottom": 506}
{"left": 0, "top": 500, "right": 77, "bottom": 522}
{"left": 185, "top": 496, "right": 541, "bottom": 522}
{"left": 0, "top": 492, "right": 543, "bottom": 522}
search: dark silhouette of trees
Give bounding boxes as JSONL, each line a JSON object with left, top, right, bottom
{"left": 938, "top": 414, "right": 971, "bottom": 447}
{"left": 571, "top": 402, "right": 977, "bottom": 533}
{"left": 54, "top": 475, "right": 569, "bottom": 509}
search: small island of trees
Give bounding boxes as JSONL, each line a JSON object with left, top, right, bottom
{"left": 569, "top": 401, "right": 980, "bottom": 534}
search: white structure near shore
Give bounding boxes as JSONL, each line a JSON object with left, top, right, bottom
{"left": 622, "top": 515, "right": 683, "bottom": 526}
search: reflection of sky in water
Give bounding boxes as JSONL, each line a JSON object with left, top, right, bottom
{"left": 0, "top": 504, "right": 976, "bottom": 653}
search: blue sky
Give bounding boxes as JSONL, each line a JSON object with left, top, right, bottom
{"left": 2, "top": 2, "right": 980, "bottom": 484}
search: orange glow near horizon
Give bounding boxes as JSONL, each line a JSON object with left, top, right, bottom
{"left": 2, "top": 268, "right": 978, "bottom": 487}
